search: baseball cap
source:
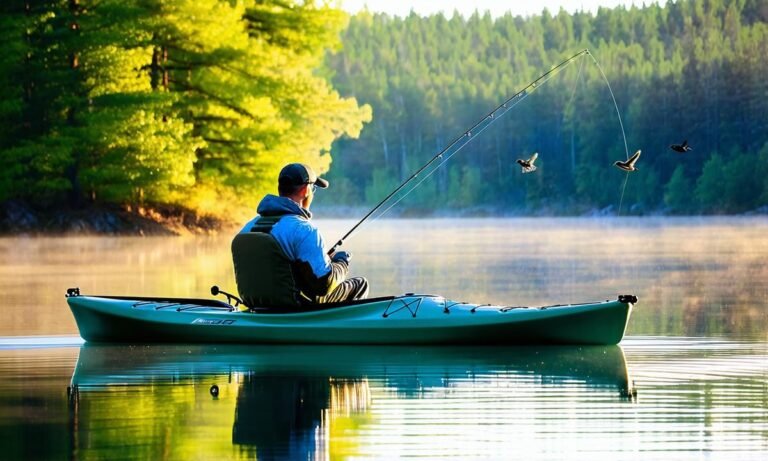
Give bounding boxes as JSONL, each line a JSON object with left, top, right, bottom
{"left": 278, "top": 163, "right": 329, "bottom": 188}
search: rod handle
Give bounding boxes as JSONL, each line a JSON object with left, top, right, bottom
{"left": 327, "top": 240, "right": 343, "bottom": 256}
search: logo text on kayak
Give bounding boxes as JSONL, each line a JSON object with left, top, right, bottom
{"left": 192, "top": 318, "right": 236, "bottom": 325}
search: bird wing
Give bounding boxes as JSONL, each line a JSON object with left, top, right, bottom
{"left": 627, "top": 150, "right": 641, "bottom": 167}
{"left": 682, "top": 140, "right": 688, "bottom": 148}
{"left": 528, "top": 152, "right": 538, "bottom": 164}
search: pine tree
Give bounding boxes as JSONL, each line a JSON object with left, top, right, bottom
{"left": 326, "top": 0, "right": 768, "bottom": 215}
{"left": 0, "top": 0, "right": 371, "bottom": 220}
{"left": 695, "top": 154, "right": 726, "bottom": 212}
{"left": 663, "top": 165, "right": 692, "bottom": 213}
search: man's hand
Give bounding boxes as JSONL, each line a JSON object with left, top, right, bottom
{"left": 331, "top": 250, "right": 351, "bottom": 264}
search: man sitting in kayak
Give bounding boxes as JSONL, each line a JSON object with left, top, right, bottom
{"left": 232, "top": 163, "right": 369, "bottom": 308}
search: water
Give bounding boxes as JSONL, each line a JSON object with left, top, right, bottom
{"left": 1, "top": 218, "right": 767, "bottom": 459}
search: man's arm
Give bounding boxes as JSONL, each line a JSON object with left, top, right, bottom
{"left": 292, "top": 228, "right": 348, "bottom": 299}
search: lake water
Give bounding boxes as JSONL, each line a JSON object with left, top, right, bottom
{"left": 1, "top": 218, "right": 767, "bottom": 459}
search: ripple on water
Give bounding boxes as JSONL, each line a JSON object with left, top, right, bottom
{"left": 0, "top": 336, "right": 765, "bottom": 460}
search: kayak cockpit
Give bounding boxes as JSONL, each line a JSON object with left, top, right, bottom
{"left": 67, "top": 286, "right": 397, "bottom": 314}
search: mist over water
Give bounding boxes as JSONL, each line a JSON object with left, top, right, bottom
{"left": 1, "top": 217, "right": 766, "bottom": 459}
{"left": 1, "top": 217, "right": 766, "bottom": 337}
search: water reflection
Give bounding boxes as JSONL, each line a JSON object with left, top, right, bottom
{"left": 67, "top": 344, "right": 631, "bottom": 460}
{"left": 232, "top": 376, "right": 369, "bottom": 459}
{"left": 2, "top": 338, "right": 765, "bottom": 460}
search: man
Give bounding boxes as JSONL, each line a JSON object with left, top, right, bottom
{"left": 233, "top": 163, "right": 369, "bottom": 307}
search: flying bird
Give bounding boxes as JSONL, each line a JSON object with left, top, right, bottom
{"left": 614, "top": 150, "right": 641, "bottom": 172}
{"left": 670, "top": 140, "right": 692, "bottom": 153}
{"left": 516, "top": 152, "right": 538, "bottom": 174}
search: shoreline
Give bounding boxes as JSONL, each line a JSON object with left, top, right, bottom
{"left": 2, "top": 200, "right": 766, "bottom": 236}
{"left": 0, "top": 200, "right": 231, "bottom": 237}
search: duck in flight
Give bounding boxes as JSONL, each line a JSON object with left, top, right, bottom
{"left": 614, "top": 150, "right": 641, "bottom": 172}
{"left": 670, "top": 140, "right": 692, "bottom": 153}
{"left": 516, "top": 152, "right": 538, "bottom": 174}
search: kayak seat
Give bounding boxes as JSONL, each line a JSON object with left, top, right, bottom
{"left": 232, "top": 232, "right": 302, "bottom": 309}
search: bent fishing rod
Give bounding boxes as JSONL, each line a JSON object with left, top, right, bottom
{"left": 328, "top": 49, "right": 590, "bottom": 255}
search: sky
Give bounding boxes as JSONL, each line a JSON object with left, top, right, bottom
{"left": 340, "top": 0, "right": 659, "bottom": 18}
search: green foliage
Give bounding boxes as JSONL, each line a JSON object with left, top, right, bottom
{"left": 696, "top": 149, "right": 767, "bottom": 213}
{"left": 364, "top": 168, "right": 398, "bottom": 206}
{"left": 720, "top": 154, "right": 759, "bottom": 212}
{"left": 447, "top": 166, "right": 482, "bottom": 208}
{"left": 2, "top": 0, "right": 766, "bottom": 218}
{"left": 78, "top": 103, "right": 201, "bottom": 204}
{"left": 629, "top": 167, "right": 661, "bottom": 212}
{"left": 0, "top": 0, "right": 369, "bottom": 219}
{"left": 664, "top": 165, "right": 693, "bottom": 213}
{"left": 326, "top": 0, "right": 768, "bottom": 215}
{"left": 695, "top": 154, "right": 727, "bottom": 211}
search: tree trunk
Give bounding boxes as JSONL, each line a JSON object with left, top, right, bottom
{"left": 151, "top": 46, "right": 161, "bottom": 90}
{"left": 162, "top": 47, "right": 169, "bottom": 90}
{"left": 378, "top": 122, "right": 389, "bottom": 165}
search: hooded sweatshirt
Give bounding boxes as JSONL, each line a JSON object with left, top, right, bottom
{"left": 239, "top": 195, "right": 348, "bottom": 300}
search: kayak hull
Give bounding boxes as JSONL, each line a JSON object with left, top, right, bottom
{"left": 67, "top": 293, "right": 634, "bottom": 345}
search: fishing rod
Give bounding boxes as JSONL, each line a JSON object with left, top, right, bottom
{"left": 328, "top": 49, "right": 590, "bottom": 255}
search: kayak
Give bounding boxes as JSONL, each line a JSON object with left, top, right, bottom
{"left": 66, "top": 287, "right": 636, "bottom": 345}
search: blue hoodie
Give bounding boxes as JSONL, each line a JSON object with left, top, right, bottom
{"left": 239, "top": 195, "right": 348, "bottom": 300}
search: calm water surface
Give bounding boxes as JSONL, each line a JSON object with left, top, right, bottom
{"left": 1, "top": 218, "right": 767, "bottom": 459}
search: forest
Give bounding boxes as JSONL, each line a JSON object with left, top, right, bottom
{"left": 1, "top": 0, "right": 767, "bottom": 230}
{"left": 0, "top": 0, "right": 370, "bottom": 226}
{"left": 326, "top": 0, "right": 768, "bottom": 215}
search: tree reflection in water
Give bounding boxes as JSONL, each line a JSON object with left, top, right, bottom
{"left": 66, "top": 344, "right": 630, "bottom": 460}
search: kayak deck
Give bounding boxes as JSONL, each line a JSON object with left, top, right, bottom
{"left": 67, "top": 289, "right": 635, "bottom": 345}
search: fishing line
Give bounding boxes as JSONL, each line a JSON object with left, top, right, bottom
{"left": 587, "top": 51, "right": 632, "bottom": 216}
{"left": 367, "top": 63, "right": 576, "bottom": 223}
{"left": 327, "top": 49, "right": 591, "bottom": 254}
{"left": 371, "top": 52, "right": 591, "bottom": 225}
{"left": 617, "top": 174, "right": 629, "bottom": 215}
{"left": 365, "top": 53, "right": 589, "bottom": 227}
{"left": 588, "top": 52, "right": 629, "bottom": 160}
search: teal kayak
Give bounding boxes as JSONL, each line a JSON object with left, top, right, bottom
{"left": 66, "top": 288, "right": 636, "bottom": 345}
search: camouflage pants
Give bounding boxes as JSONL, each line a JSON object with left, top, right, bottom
{"left": 315, "top": 277, "right": 369, "bottom": 304}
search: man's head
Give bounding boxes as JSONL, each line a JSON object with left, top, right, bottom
{"left": 277, "top": 163, "right": 329, "bottom": 209}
